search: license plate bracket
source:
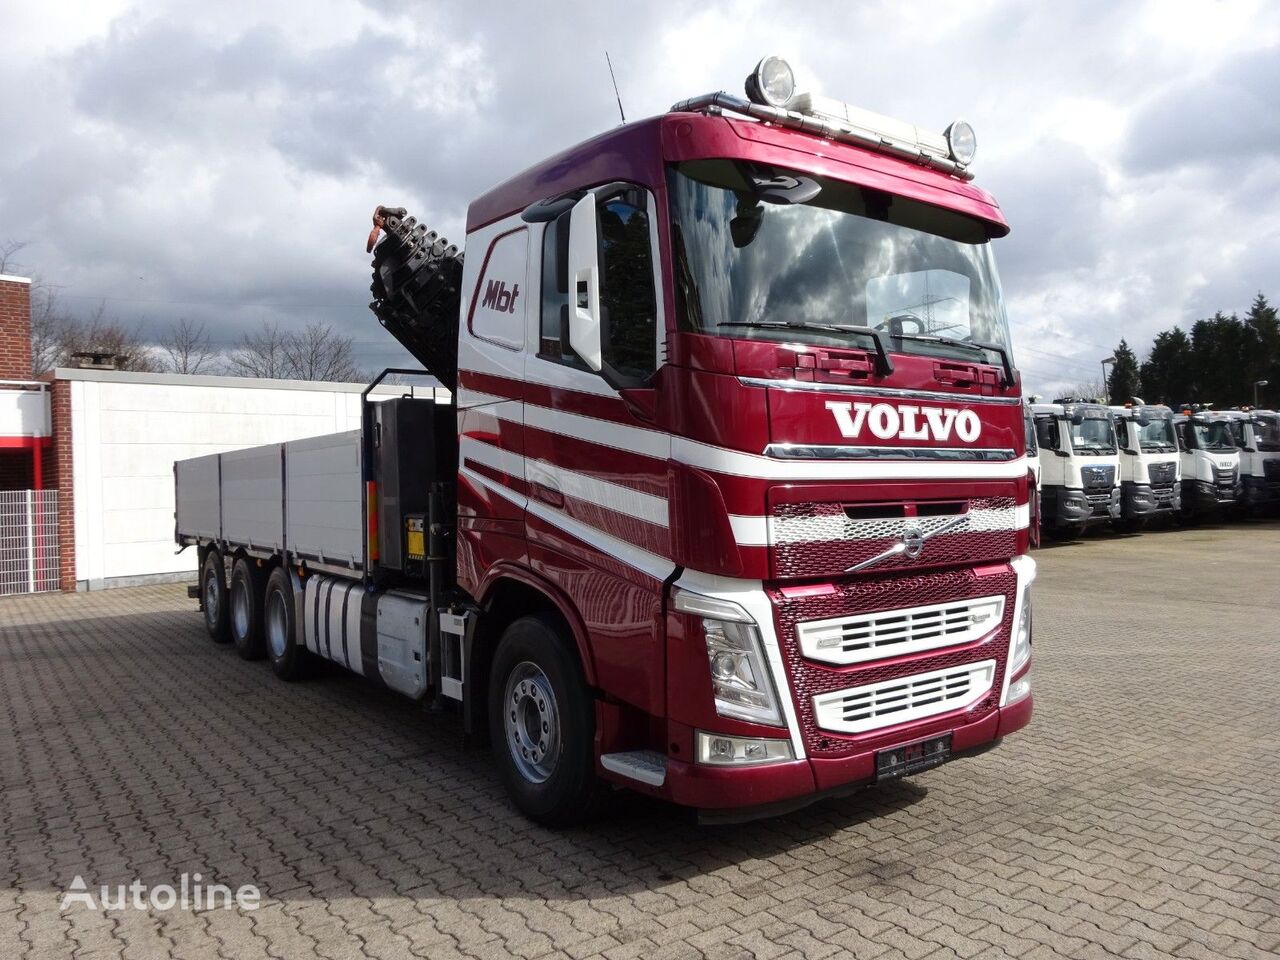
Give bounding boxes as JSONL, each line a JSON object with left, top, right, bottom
{"left": 876, "top": 733, "right": 952, "bottom": 782}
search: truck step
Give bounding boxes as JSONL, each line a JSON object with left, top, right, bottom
{"left": 600, "top": 750, "right": 667, "bottom": 787}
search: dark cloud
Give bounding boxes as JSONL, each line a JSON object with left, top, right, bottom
{"left": 1, "top": 0, "right": 1277, "bottom": 396}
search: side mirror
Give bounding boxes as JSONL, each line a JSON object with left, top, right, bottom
{"left": 567, "top": 193, "right": 602, "bottom": 371}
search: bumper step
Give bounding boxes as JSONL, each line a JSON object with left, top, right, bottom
{"left": 600, "top": 750, "right": 667, "bottom": 787}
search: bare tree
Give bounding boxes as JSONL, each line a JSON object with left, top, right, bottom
{"left": 54, "top": 302, "right": 164, "bottom": 372}
{"left": 161, "top": 318, "right": 217, "bottom": 374}
{"left": 282, "top": 322, "right": 361, "bottom": 382}
{"left": 0, "top": 239, "right": 30, "bottom": 274}
{"left": 30, "top": 283, "right": 66, "bottom": 376}
{"left": 227, "top": 320, "right": 361, "bottom": 382}
{"left": 1064, "top": 377, "right": 1108, "bottom": 403}
{"left": 227, "top": 322, "right": 291, "bottom": 378}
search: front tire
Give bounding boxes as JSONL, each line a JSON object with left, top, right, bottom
{"left": 489, "top": 615, "right": 602, "bottom": 826}
{"left": 201, "top": 550, "right": 231, "bottom": 644}
{"left": 230, "top": 558, "right": 266, "bottom": 660}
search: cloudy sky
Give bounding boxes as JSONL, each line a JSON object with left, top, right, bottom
{"left": 3, "top": 0, "right": 1278, "bottom": 395}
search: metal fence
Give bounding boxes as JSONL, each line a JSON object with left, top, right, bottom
{"left": 0, "top": 490, "right": 60, "bottom": 596}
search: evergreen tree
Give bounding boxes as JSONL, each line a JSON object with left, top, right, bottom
{"left": 1106, "top": 339, "right": 1142, "bottom": 403}
{"left": 1139, "top": 328, "right": 1193, "bottom": 406}
{"left": 1243, "top": 293, "right": 1279, "bottom": 407}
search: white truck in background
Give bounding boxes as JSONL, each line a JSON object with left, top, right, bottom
{"left": 1109, "top": 402, "right": 1180, "bottom": 530}
{"left": 1023, "top": 401, "right": 1041, "bottom": 546}
{"left": 1029, "top": 400, "right": 1120, "bottom": 538}
{"left": 1228, "top": 409, "right": 1280, "bottom": 514}
{"left": 1173, "top": 408, "right": 1241, "bottom": 519}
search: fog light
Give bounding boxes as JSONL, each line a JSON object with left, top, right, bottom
{"left": 745, "top": 56, "right": 795, "bottom": 108}
{"left": 945, "top": 119, "right": 977, "bottom": 165}
{"left": 695, "top": 731, "right": 794, "bottom": 766}
{"left": 1008, "top": 676, "right": 1031, "bottom": 703}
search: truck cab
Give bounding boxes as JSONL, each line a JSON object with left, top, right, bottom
{"left": 1029, "top": 401, "right": 1121, "bottom": 536}
{"left": 1229, "top": 409, "right": 1280, "bottom": 513}
{"left": 1109, "top": 403, "right": 1180, "bottom": 527}
{"left": 1173, "top": 408, "right": 1241, "bottom": 517}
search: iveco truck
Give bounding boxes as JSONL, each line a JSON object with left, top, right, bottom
{"left": 1029, "top": 401, "right": 1121, "bottom": 537}
{"left": 1174, "top": 408, "right": 1241, "bottom": 519}
{"left": 1109, "top": 403, "right": 1180, "bottom": 529}
{"left": 1229, "top": 409, "right": 1280, "bottom": 513}
{"left": 175, "top": 56, "right": 1035, "bottom": 825}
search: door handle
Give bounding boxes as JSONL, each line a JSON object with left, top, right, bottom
{"left": 532, "top": 478, "right": 564, "bottom": 508}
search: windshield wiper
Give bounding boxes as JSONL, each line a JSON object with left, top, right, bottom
{"left": 717, "top": 321, "right": 894, "bottom": 376}
{"left": 883, "top": 333, "right": 1014, "bottom": 387}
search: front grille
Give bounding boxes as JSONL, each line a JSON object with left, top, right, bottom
{"left": 770, "top": 496, "right": 1020, "bottom": 579}
{"left": 1081, "top": 465, "right": 1116, "bottom": 494}
{"left": 796, "top": 595, "right": 1005, "bottom": 666}
{"left": 769, "top": 566, "right": 1015, "bottom": 759}
{"left": 1213, "top": 465, "right": 1238, "bottom": 490}
{"left": 812, "top": 660, "right": 997, "bottom": 734}
{"left": 1148, "top": 461, "right": 1177, "bottom": 485}
{"left": 1152, "top": 482, "right": 1175, "bottom": 503}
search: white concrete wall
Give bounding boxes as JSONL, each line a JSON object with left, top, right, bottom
{"left": 63, "top": 369, "right": 444, "bottom": 588}
{"left": 0, "top": 385, "right": 50, "bottom": 437}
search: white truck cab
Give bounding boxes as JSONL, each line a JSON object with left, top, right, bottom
{"left": 1228, "top": 409, "right": 1280, "bottom": 514}
{"left": 1029, "top": 400, "right": 1121, "bottom": 536}
{"left": 1024, "top": 402, "right": 1042, "bottom": 546}
{"left": 1108, "top": 402, "right": 1180, "bottom": 527}
{"left": 1172, "top": 408, "right": 1241, "bottom": 517}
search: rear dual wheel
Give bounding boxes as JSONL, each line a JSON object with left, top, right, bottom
{"left": 201, "top": 550, "right": 231, "bottom": 644}
{"left": 230, "top": 558, "right": 267, "bottom": 660}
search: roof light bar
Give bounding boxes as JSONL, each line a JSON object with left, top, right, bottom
{"left": 671, "top": 57, "right": 978, "bottom": 181}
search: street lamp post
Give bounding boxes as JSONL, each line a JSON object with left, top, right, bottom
{"left": 1101, "top": 356, "right": 1116, "bottom": 404}
{"left": 1255, "top": 379, "right": 1270, "bottom": 408}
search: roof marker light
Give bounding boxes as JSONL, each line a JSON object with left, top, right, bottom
{"left": 745, "top": 56, "right": 795, "bottom": 108}
{"left": 945, "top": 120, "right": 977, "bottom": 165}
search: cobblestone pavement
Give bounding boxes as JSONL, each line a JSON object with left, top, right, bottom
{"left": 2, "top": 521, "right": 1279, "bottom": 960}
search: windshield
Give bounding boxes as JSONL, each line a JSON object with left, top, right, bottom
{"left": 1136, "top": 416, "right": 1177, "bottom": 452}
{"left": 1255, "top": 414, "right": 1280, "bottom": 452}
{"left": 667, "top": 159, "right": 1012, "bottom": 367}
{"left": 1069, "top": 416, "right": 1117, "bottom": 455}
{"left": 1192, "top": 420, "right": 1236, "bottom": 451}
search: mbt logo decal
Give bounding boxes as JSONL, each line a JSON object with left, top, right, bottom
{"left": 825, "top": 401, "right": 981, "bottom": 443}
{"left": 481, "top": 280, "right": 520, "bottom": 314}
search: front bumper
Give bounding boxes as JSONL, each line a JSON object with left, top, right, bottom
{"left": 1120, "top": 481, "right": 1180, "bottom": 519}
{"left": 1182, "top": 478, "right": 1239, "bottom": 511}
{"left": 1242, "top": 475, "right": 1280, "bottom": 511}
{"left": 1055, "top": 486, "right": 1120, "bottom": 527}
{"left": 663, "top": 695, "right": 1032, "bottom": 814}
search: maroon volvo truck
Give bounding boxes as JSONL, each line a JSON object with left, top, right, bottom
{"left": 177, "top": 56, "right": 1035, "bottom": 825}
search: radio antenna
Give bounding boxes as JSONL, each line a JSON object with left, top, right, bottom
{"left": 605, "top": 51, "right": 626, "bottom": 124}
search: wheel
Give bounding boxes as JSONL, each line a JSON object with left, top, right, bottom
{"left": 489, "top": 615, "right": 603, "bottom": 826}
{"left": 263, "top": 566, "right": 309, "bottom": 681}
{"left": 229, "top": 558, "right": 266, "bottom": 661}
{"left": 201, "top": 550, "right": 231, "bottom": 643}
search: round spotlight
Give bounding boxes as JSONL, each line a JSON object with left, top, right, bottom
{"left": 744, "top": 56, "right": 795, "bottom": 108}
{"left": 945, "top": 119, "right": 977, "bottom": 165}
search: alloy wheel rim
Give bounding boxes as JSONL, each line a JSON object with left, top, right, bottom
{"left": 266, "top": 590, "right": 288, "bottom": 658}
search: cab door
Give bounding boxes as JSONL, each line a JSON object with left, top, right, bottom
{"left": 521, "top": 185, "right": 673, "bottom": 715}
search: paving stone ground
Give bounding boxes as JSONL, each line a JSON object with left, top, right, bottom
{"left": 2, "top": 520, "right": 1279, "bottom": 959}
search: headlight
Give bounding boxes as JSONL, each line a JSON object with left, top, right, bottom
{"left": 745, "top": 56, "right": 795, "bottom": 108}
{"left": 1010, "top": 587, "right": 1032, "bottom": 675}
{"left": 945, "top": 119, "right": 977, "bottom": 165}
{"left": 673, "top": 588, "right": 784, "bottom": 726}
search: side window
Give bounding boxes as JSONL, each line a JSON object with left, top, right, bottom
{"left": 1034, "top": 417, "right": 1057, "bottom": 451}
{"left": 599, "top": 193, "right": 658, "bottom": 383}
{"left": 470, "top": 228, "right": 527, "bottom": 350}
{"left": 539, "top": 215, "right": 584, "bottom": 366}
